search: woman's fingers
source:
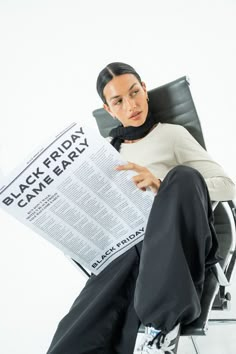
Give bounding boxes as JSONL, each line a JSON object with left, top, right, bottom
{"left": 133, "top": 175, "right": 160, "bottom": 194}
{"left": 115, "top": 162, "right": 146, "bottom": 173}
{"left": 132, "top": 174, "right": 146, "bottom": 183}
{"left": 115, "top": 162, "right": 161, "bottom": 193}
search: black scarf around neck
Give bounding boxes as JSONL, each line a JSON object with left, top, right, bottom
{"left": 109, "top": 112, "right": 158, "bottom": 151}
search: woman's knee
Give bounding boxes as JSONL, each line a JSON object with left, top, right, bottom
{"left": 165, "top": 165, "right": 204, "bottom": 187}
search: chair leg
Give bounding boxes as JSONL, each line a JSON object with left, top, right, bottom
{"left": 190, "top": 336, "right": 201, "bottom": 354}
{"left": 208, "top": 318, "right": 236, "bottom": 325}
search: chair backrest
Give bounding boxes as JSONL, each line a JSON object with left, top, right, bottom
{"left": 92, "top": 76, "right": 206, "bottom": 149}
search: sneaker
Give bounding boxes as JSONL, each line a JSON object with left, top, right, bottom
{"left": 136, "top": 327, "right": 161, "bottom": 353}
{"left": 136, "top": 323, "right": 180, "bottom": 354}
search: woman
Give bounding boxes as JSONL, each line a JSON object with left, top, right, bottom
{"left": 46, "top": 63, "right": 236, "bottom": 354}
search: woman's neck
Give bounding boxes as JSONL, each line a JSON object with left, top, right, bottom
{"left": 124, "top": 123, "right": 157, "bottom": 144}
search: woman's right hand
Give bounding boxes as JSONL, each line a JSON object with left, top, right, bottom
{"left": 115, "top": 162, "right": 161, "bottom": 194}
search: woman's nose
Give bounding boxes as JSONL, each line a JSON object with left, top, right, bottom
{"left": 125, "top": 97, "right": 136, "bottom": 111}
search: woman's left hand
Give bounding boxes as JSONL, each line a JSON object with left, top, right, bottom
{"left": 115, "top": 162, "right": 161, "bottom": 194}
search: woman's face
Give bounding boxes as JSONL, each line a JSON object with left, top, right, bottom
{"left": 103, "top": 73, "right": 149, "bottom": 127}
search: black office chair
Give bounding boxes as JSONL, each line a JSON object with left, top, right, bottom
{"left": 89, "top": 76, "right": 236, "bottom": 354}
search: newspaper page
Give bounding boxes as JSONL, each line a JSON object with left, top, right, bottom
{"left": 0, "top": 122, "right": 154, "bottom": 275}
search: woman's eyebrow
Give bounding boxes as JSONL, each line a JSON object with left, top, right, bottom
{"left": 109, "top": 83, "right": 138, "bottom": 101}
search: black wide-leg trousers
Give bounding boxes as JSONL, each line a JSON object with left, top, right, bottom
{"left": 46, "top": 166, "right": 219, "bottom": 354}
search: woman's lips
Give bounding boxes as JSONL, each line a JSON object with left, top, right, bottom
{"left": 129, "top": 111, "right": 142, "bottom": 120}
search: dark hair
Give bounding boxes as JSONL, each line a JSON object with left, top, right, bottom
{"left": 96, "top": 62, "right": 142, "bottom": 104}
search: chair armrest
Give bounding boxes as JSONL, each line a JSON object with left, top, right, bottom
{"left": 212, "top": 263, "right": 230, "bottom": 286}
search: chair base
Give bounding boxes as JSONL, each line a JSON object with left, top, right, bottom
{"left": 208, "top": 318, "right": 236, "bottom": 325}
{"left": 189, "top": 318, "right": 236, "bottom": 354}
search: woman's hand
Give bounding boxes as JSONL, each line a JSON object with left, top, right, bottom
{"left": 115, "top": 162, "right": 161, "bottom": 194}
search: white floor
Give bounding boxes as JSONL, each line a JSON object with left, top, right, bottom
{"left": 133, "top": 270, "right": 236, "bottom": 354}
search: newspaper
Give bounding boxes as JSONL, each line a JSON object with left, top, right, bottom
{"left": 0, "top": 122, "right": 154, "bottom": 275}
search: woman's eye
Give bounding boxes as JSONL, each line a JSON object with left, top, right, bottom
{"left": 131, "top": 90, "right": 139, "bottom": 96}
{"left": 115, "top": 99, "right": 122, "bottom": 105}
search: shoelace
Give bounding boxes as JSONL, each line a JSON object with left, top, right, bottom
{"left": 147, "top": 331, "right": 166, "bottom": 349}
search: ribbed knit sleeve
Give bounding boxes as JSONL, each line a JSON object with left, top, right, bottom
{"left": 173, "top": 125, "right": 236, "bottom": 201}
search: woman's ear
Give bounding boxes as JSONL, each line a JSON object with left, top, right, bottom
{"left": 103, "top": 103, "right": 115, "bottom": 118}
{"left": 141, "top": 81, "right": 148, "bottom": 99}
{"left": 141, "top": 81, "right": 147, "bottom": 90}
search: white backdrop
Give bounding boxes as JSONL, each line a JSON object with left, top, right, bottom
{"left": 0, "top": 1, "right": 235, "bottom": 353}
